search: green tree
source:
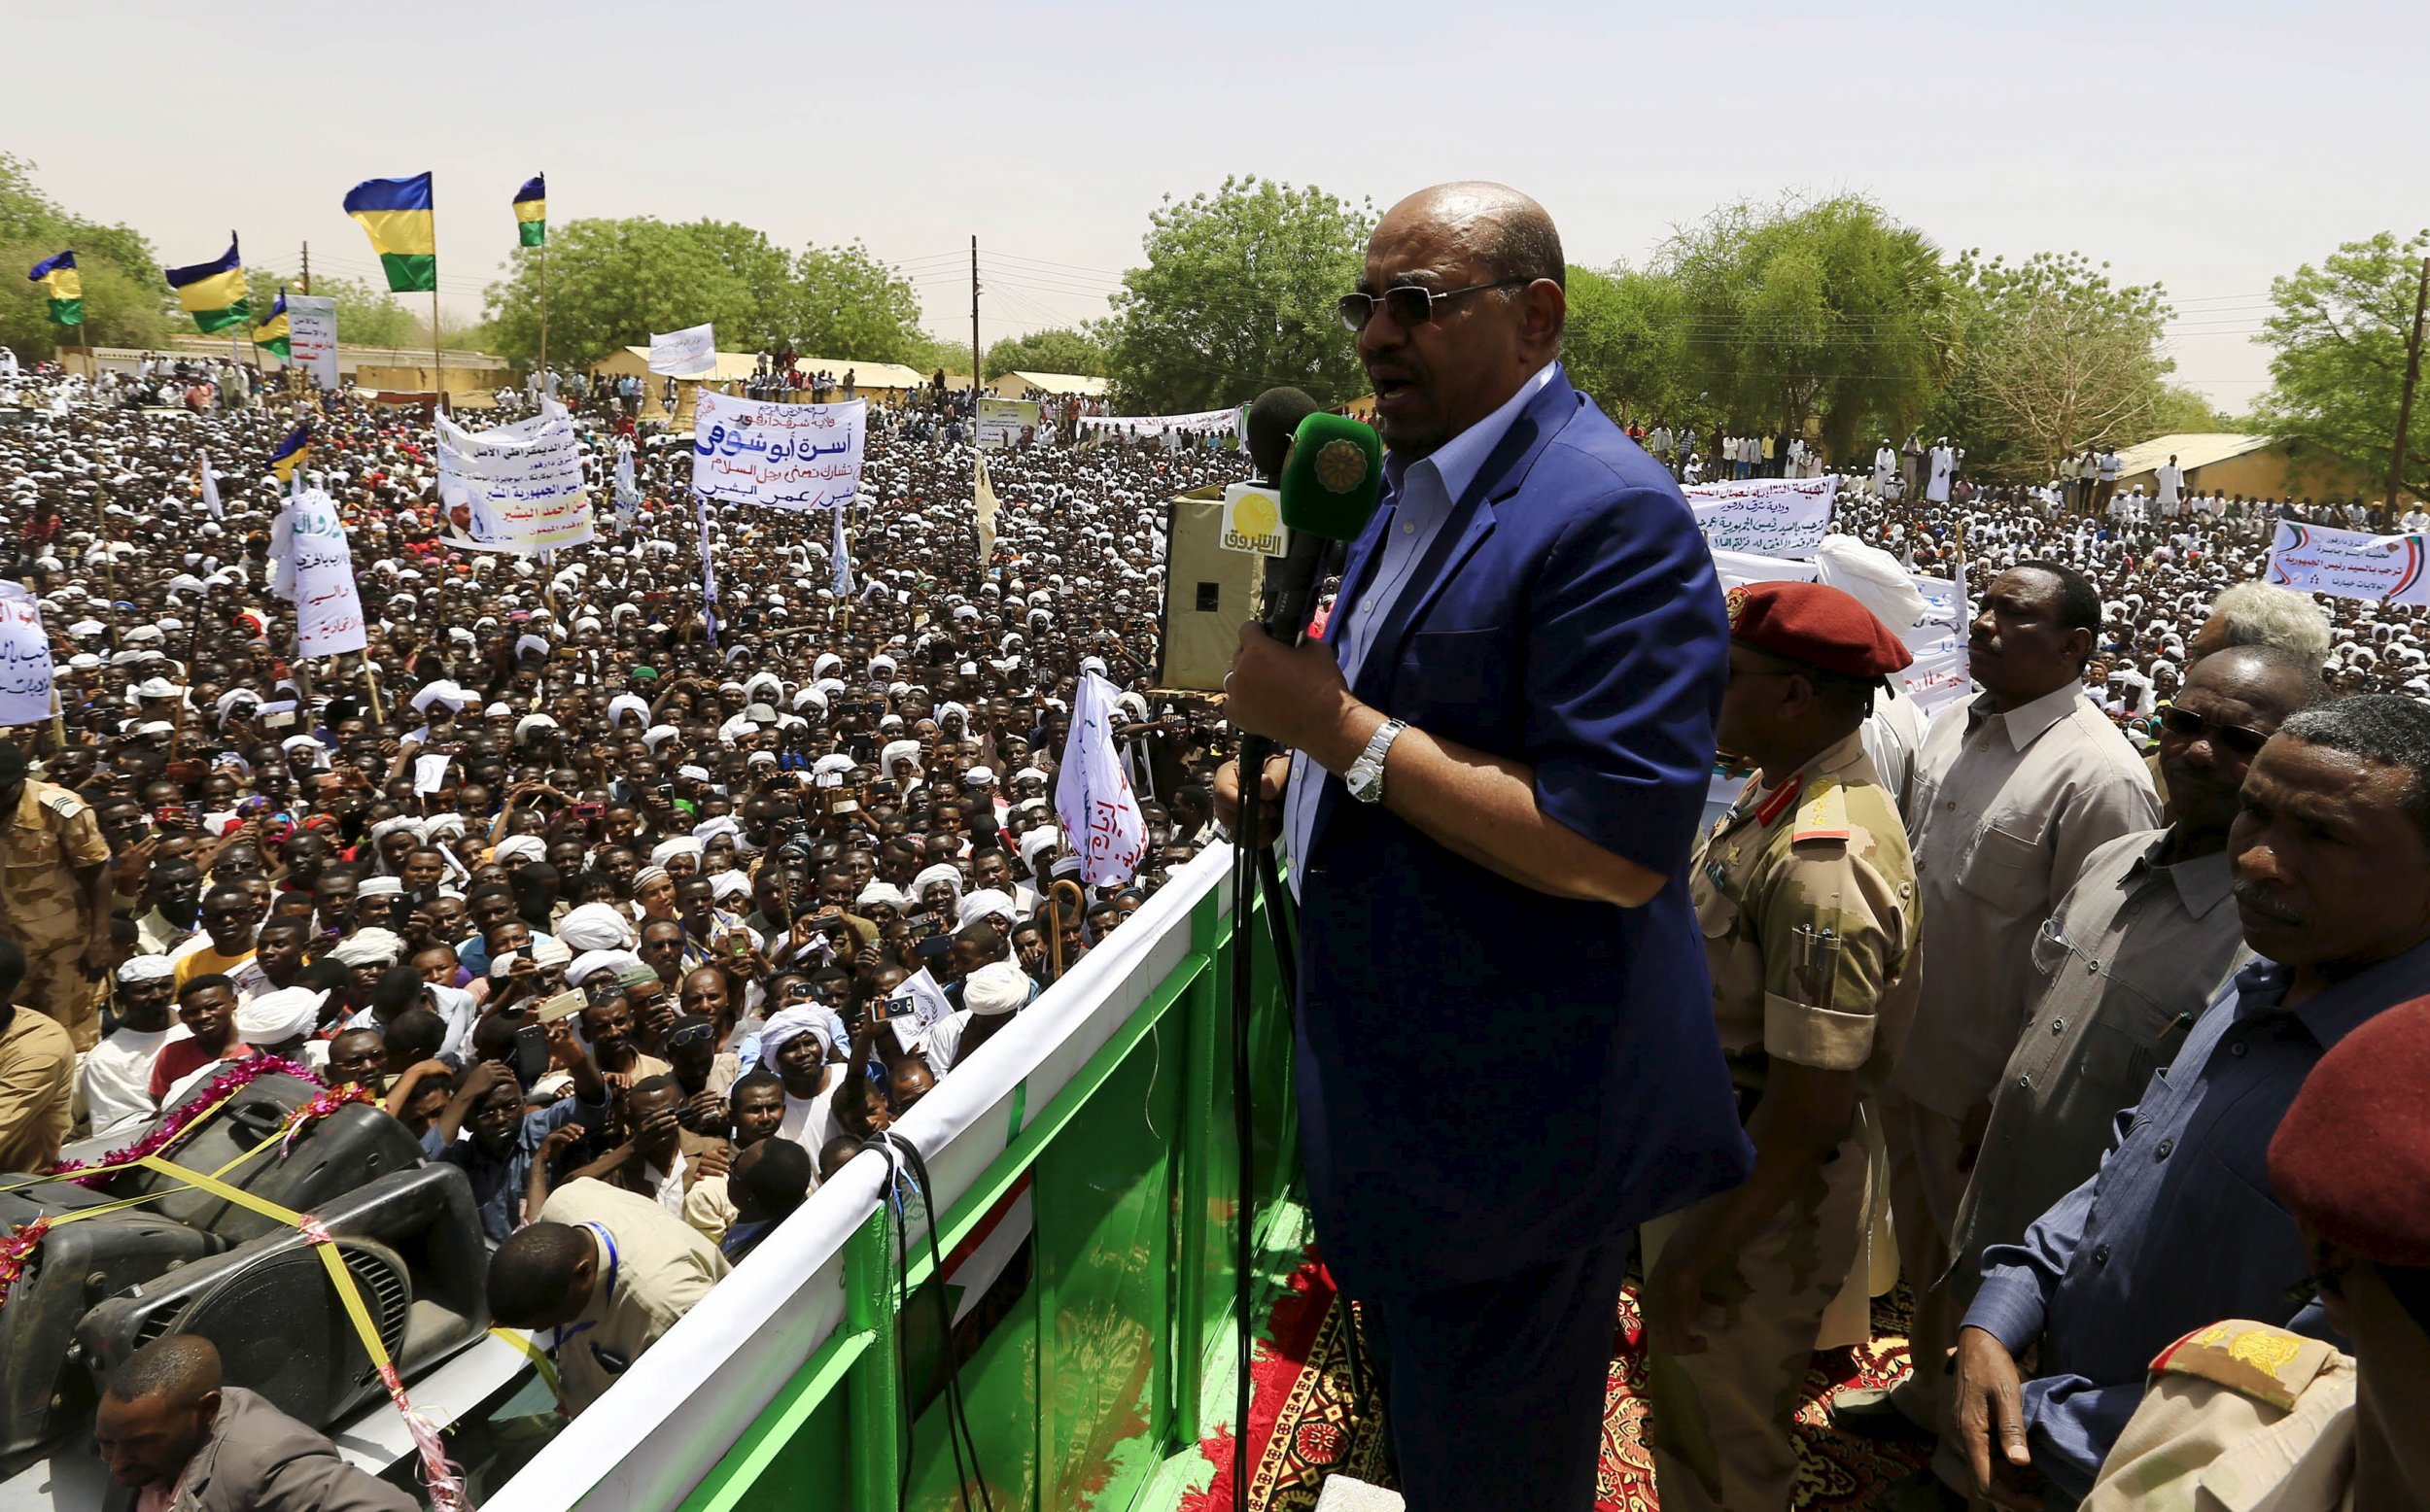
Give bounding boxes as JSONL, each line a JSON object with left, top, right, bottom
{"left": 2148, "top": 384, "right": 2234, "bottom": 436}
{"left": 2254, "top": 230, "right": 2430, "bottom": 502}
{"left": 1104, "top": 176, "right": 1373, "bottom": 412}
{"left": 0, "top": 153, "right": 172, "bottom": 358}
{"left": 1561, "top": 264, "right": 1690, "bottom": 426}
{"left": 984, "top": 325, "right": 1110, "bottom": 380}
{"left": 1661, "top": 194, "right": 1954, "bottom": 460}
{"left": 483, "top": 218, "right": 780, "bottom": 369}
{"left": 780, "top": 240, "right": 926, "bottom": 361}
{"left": 1933, "top": 250, "right": 2173, "bottom": 479}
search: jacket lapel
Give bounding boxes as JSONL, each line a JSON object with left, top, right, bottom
{"left": 1307, "top": 369, "right": 1582, "bottom": 857}
{"left": 1346, "top": 369, "right": 1580, "bottom": 706}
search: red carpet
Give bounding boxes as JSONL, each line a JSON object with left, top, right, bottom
{"left": 1183, "top": 1253, "right": 1928, "bottom": 1511}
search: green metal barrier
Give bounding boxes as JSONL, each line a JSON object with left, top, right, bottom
{"left": 674, "top": 876, "right": 1299, "bottom": 1512}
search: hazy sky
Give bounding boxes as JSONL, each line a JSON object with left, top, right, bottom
{"left": 15, "top": 1, "right": 2427, "bottom": 407}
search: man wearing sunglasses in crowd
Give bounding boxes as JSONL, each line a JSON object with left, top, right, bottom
{"left": 1875, "top": 645, "right": 2326, "bottom": 1501}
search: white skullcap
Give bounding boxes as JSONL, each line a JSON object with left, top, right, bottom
{"left": 356, "top": 875, "right": 403, "bottom": 898}
{"left": 529, "top": 933, "right": 573, "bottom": 968}
{"left": 493, "top": 835, "right": 547, "bottom": 865}
{"left": 856, "top": 881, "right": 908, "bottom": 910}
{"left": 118, "top": 954, "right": 178, "bottom": 984}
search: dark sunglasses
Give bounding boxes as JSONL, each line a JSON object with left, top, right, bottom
{"left": 665, "top": 1020, "right": 717, "bottom": 1050}
{"left": 2158, "top": 704, "right": 2272, "bottom": 758}
{"left": 1336, "top": 278, "right": 1531, "bottom": 333}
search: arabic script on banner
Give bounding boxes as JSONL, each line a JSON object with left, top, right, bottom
{"left": 648, "top": 323, "right": 717, "bottom": 377}
{"left": 288, "top": 295, "right": 339, "bottom": 392}
{"left": 280, "top": 488, "right": 368, "bottom": 656}
{"left": 1686, "top": 475, "right": 1838, "bottom": 559}
{"left": 691, "top": 392, "right": 867, "bottom": 512}
{"left": 435, "top": 405, "right": 594, "bottom": 553}
{"left": 2265, "top": 521, "right": 2430, "bottom": 606}
{"left": 0, "top": 582, "right": 54, "bottom": 728}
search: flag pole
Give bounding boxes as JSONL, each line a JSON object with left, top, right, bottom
{"left": 432, "top": 287, "right": 445, "bottom": 414}
{"left": 538, "top": 240, "right": 550, "bottom": 405}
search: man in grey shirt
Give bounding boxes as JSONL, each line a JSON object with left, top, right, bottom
{"left": 1845, "top": 562, "right": 2159, "bottom": 1439}
{"left": 1849, "top": 645, "right": 2323, "bottom": 1479}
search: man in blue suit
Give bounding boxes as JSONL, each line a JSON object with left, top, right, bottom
{"left": 1221, "top": 182, "right": 1752, "bottom": 1510}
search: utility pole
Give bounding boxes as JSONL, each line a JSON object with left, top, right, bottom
{"left": 970, "top": 234, "right": 982, "bottom": 401}
{"left": 2390, "top": 253, "right": 2429, "bottom": 515}
{"left": 299, "top": 241, "right": 311, "bottom": 295}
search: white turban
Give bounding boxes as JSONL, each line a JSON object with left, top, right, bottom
{"left": 493, "top": 835, "right": 547, "bottom": 866}
{"left": 958, "top": 888, "right": 1016, "bottom": 927}
{"left": 1813, "top": 534, "right": 1929, "bottom": 641}
{"left": 758, "top": 1006, "right": 830, "bottom": 1065}
{"left": 326, "top": 928, "right": 405, "bottom": 968}
{"left": 964, "top": 961, "right": 1033, "bottom": 1017}
{"left": 856, "top": 881, "right": 908, "bottom": 911}
{"left": 566, "top": 948, "right": 644, "bottom": 986}
{"left": 557, "top": 902, "right": 638, "bottom": 953}
{"left": 650, "top": 836, "right": 705, "bottom": 868}
{"left": 710, "top": 871, "right": 751, "bottom": 905}
{"left": 236, "top": 986, "right": 327, "bottom": 1044}
{"left": 912, "top": 864, "right": 964, "bottom": 904}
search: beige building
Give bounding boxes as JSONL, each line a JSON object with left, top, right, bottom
{"left": 2113, "top": 432, "right": 2417, "bottom": 506}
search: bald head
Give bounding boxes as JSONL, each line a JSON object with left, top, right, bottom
{"left": 1381, "top": 182, "right": 1566, "bottom": 293}
{"left": 1361, "top": 183, "right": 1569, "bottom": 458}
{"left": 105, "top": 1334, "right": 222, "bottom": 1406}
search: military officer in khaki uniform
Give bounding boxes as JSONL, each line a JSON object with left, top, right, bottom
{"left": 0, "top": 740, "right": 115, "bottom": 1050}
{"left": 2084, "top": 994, "right": 2430, "bottom": 1512}
{"left": 1644, "top": 581, "right": 1924, "bottom": 1512}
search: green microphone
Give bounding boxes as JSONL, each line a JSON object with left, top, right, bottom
{"left": 1262, "top": 412, "right": 1384, "bottom": 642}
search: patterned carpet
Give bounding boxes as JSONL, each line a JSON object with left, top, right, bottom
{"left": 1184, "top": 1253, "right": 1929, "bottom": 1512}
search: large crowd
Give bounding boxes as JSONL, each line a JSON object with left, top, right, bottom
{"left": 1, "top": 345, "right": 2425, "bottom": 1509}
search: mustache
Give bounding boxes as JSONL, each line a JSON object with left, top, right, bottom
{"left": 2232, "top": 878, "right": 2305, "bottom": 923}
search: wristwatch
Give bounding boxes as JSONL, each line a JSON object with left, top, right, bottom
{"left": 1344, "top": 718, "right": 1407, "bottom": 806}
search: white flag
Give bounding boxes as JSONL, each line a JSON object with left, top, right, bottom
{"left": 197, "top": 454, "right": 222, "bottom": 520}
{"left": 830, "top": 501, "right": 854, "bottom": 598}
{"left": 647, "top": 323, "right": 717, "bottom": 377}
{"left": 1055, "top": 670, "right": 1148, "bottom": 887}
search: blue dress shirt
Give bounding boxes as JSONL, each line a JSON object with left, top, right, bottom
{"left": 1962, "top": 933, "right": 2430, "bottom": 1499}
{"left": 1280, "top": 362, "right": 1556, "bottom": 894}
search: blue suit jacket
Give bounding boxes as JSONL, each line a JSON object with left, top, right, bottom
{"left": 1293, "top": 367, "right": 1753, "bottom": 1297}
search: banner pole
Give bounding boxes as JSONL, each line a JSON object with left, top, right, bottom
{"left": 538, "top": 242, "right": 550, "bottom": 405}
{"left": 432, "top": 287, "right": 445, "bottom": 413}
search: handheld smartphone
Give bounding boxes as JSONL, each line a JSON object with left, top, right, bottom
{"left": 511, "top": 1023, "right": 552, "bottom": 1085}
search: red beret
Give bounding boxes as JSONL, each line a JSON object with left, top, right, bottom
{"left": 2269, "top": 996, "right": 2430, "bottom": 1267}
{"left": 1724, "top": 581, "right": 1913, "bottom": 680}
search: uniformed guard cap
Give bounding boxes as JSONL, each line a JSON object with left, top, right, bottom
{"left": 2269, "top": 994, "right": 2430, "bottom": 1267}
{"left": 1726, "top": 581, "right": 1913, "bottom": 679}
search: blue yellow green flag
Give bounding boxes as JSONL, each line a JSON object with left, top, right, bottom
{"left": 254, "top": 287, "right": 292, "bottom": 362}
{"left": 513, "top": 174, "right": 545, "bottom": 248}
{"left": 165, "top": 234, "right": 249, "bottom": 333}
{"left": 26, "top": 251, "right": 82, "bottom": 326}
{"left": 343, "top": 172, "right": 436, "bottom": 292}
{"left": 269, "top": 421, "right": 312, "bottom": 484}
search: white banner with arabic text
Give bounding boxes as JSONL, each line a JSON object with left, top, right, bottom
{"left": 0, "top": 582, "right": 54, "bottom": 728}
{"left": 2265, "top": 520, "right": 2430, "bottom": 606}
{"left": 1685, "top": 474, "right": 1838, "bottom": 560}
{"left": 692, "top": 392, "right": 866, "bottom": 512}
{"left": 435, "top": 403, "right": 594, "bottom": 553}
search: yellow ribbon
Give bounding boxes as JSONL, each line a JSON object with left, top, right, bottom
{"left": 485, "top": 1325, "right": 564, "bottom": 1404}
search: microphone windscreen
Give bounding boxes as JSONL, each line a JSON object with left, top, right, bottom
{"left": 1244, "top": 388, "right": 1319, "bottom": 484}
{"left": 1278, "top": 413, "right": 1384, "bottom": 542}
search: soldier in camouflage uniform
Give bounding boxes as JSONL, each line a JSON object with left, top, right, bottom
{"left": 0, "top": 740, "right": 116, "bottom": 1050}
{"left": 1643, "top": 581, "right": 1924, "bottom": 1512}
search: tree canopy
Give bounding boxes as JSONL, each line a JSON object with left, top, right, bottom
{"left": 984, "top": 325, "right": 1110, "bottom": 380}
{"left": 1932, "top": 250, "right": 2174, "bottom": 479}
{"left": 480, "top": 219, "right": 927, "bottom": 370}
{"left": 1102, "top": 176, "right": 1373, "bottom": 413}
{"left": 0, "top": 153, "right": 173, "bottom": 358}
{"left": 2253, "top": 230, "right": 2430, "bottom": 503}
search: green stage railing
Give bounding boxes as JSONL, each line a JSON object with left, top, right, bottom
{"left": 632, "top": 863, "right": 1297, "bottom": 1512}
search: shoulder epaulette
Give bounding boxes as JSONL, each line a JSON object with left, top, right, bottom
{"left": 2147, "top": 1322, "right": 2335, "bottom": 1413}
{"left": 1790, "top": 779, "right": 1849, "bottom": 844}
{"left": 36, "top": 787, "right": 85, "bottom": 819}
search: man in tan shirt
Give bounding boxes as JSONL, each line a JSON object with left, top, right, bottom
{"left": 486, "top": 1177, "right": 730, "bottom": 1414}
{"left": 0, "top": 938, "right": 75, "bottom": 1173}
{"left": 1840, "top": 563, "right": 2159, "bottom": 1439}
{"left": 0, "top": 740, "right": 116, "bottom": 1049}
